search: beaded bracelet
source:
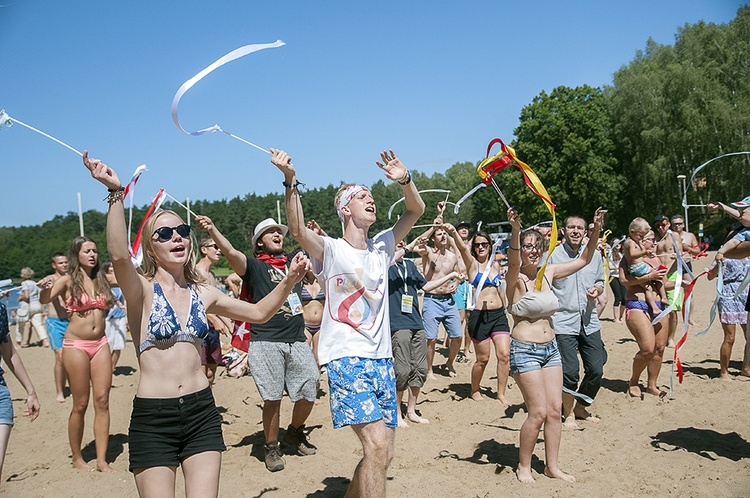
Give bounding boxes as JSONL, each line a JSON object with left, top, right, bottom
{"left": 105, "top": 186, "right": 125, "bottom": 205}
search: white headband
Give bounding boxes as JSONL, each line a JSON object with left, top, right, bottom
{"left": 337, "top": 185, "right": 369, "bottom": 221}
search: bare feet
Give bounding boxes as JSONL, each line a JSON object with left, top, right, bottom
{"left": 516, "top": 466, "right": 535, "bottom": 483}
{"left": 740, "top": 369, "right": 750, "bottom": 378}
{"left": 72, "top": 459, "right": 94, "bottom": 471}
{"left": 496, "top": 394, "right": 508, "bottom": 405}
{"left": 563, "top": 416, "right": 581, "bottom": 430}
{"left": 719, "top": 373, "right": 733, "bottom": 381}
{"left": 573, "top": 406, "right": 601, "bottom": 423}
{"left": 397, "top": 417, "right": 409, "bottom": 428}
{"left": 667, "top": 339, "right": 676, "bottom": 348}
{"left": 470, "top": 391, "right": 484, "bottom": 402}
{"left": 407, "top": 412, "right": 429, "bottom": 424}
{"left": 55, "top": 393, "right": 66, "bottom": 403}
{"left": 628, "top": 385, "right": 643, "bottom": 399}
{"left": 544, "top": 466, "right": 576, "bottom": 482}
{"left": 446, "top": 363, "right": 457, "bottom": 378}
{"left": 646, "top": 386, "right": 667, "bottom": 398}
{"left": 427, "top": 371, "right": 437, "bottom": 381}
{"left": 97, "top": 462, "right": 115, "bottom": 472}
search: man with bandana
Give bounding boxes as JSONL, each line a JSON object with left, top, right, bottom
{"left": 271, "top": 147, "right": 425, "bottom": 498}
{"left": 196, "top": 215, "right": 319, "bottom": 473}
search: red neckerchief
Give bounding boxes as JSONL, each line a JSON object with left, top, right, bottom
{"left": 256, "top": 253, "right": 288, "bottom": 271}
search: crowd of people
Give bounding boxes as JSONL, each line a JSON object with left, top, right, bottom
{"left": 0, "top": 149, "right": 748, "bottom": 496}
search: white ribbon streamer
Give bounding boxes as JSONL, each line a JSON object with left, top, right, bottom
{"left": 387, "top": 189, "right": 451, "bottom": 219}
{"left": 0, "top": 109, "right": 83, "bottom": 156}
{"left": 684, "top": 151, "right": 750, "bottom": 208}
{"left": 171, "top": 40, "right": 286, "bottom": 154}
{"left": 453, "top": 183, "right": 486, "bottom": 214}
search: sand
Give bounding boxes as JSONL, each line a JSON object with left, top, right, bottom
{"left": 3, "top": 257, "right": 750, "bottom": 497}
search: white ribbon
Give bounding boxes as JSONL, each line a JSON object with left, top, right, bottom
{"left": 695, "top": 262, "right": 723, "bottom": 337}
{"left": 684, "top": 151, "right": 750, "bottom": 209}
{"left": 171, "top": 40, "right": 286, "bottom": 154}
{"left": 388, "top": 189, "right": 451, "bottom": 219}
{"left": 453, "top": 183, "right": 486, "bottom": 214}
{"left": 650, "top": 231, "right": 691, "bottom": 325}
{"left": 0, "top": 109, "right": 83, "bottom": 156}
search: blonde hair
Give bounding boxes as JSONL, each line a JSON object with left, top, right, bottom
{"left": 140, "top": 210, "right": 205, "bottom": 285}
{"left": 628, "top": 217, "right": 650, "bottom": 236}
{"left": 20, "top": 267, "right": 34, "bottom": 280}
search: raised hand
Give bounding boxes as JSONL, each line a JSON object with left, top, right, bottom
{"left": 507, "top": 207, "right": 521, "bottom": 228}
{"left": 376, "top": 149, "right": 407, "bottom": 183}
{"left": 306, "top": 219, "right": 328, "bottom": 237}
{"left": 83, "top": 150, "right": 121, "bottom": 190}
{"left": 592, "top": 207, "right": 606, "bottom": 230}
{"left": 195, "top": 215, "right": 215, "bottom": 233}
{"left": 287, "top": 251, "right": 311, "bottom": 283}
{"left": 270, "top": 148, "right": 295, "bottom": 177}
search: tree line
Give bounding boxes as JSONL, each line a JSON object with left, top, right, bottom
{"left": 3, "top": 7, "right": 749, "bottom": 280}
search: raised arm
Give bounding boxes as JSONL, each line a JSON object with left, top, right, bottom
{"left": 271, "top": 148, "right": 325, "bottom": 261}
{"left": 377, "top": 150, "right": 425, "bottom": 244}
{"left": 446, "top": 222, "right": 475, "bottom": 276}
{"left": 707, "top": 201, "right": 742, "bottom": 220}
{"left": 207, "top": 252, "right": 309, "bottom": 322}
{"left": 38, "top": 274, "right": 69, "bottom": 305}
{"left": 504, "top": 207, "right": 523, "bottom": 303}
{"left": 82, "top": 151, "right": 146, "bottom": 307}
{"left": 550, "top": 208, "right": 606, "bottom": 280}
{"left": 195, "top": 215, "right": 247, "bottom": 276}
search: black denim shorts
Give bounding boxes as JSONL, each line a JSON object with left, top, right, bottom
{"left": 128, "top": 386, "right": 225, "bottom": 471}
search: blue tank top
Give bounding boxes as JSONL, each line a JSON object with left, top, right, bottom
{"left": 137, "top": 281, "right": 209, "bottom": 356}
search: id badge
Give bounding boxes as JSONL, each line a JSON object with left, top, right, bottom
{"left": 287, "top": 292, "right": 304, "bottom": 316}
{"left": 401, "top": 294, "right": 413, "bottom": 313}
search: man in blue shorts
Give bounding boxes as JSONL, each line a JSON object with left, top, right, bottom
{"left": 273, "top": 147, "right": 424, "bottom": 497}
{"left": 45, "top": 252, "right": 69, "bottom": 402}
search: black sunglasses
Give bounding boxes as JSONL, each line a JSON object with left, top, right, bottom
{"left": 473, "top": 242, "right": 490, "bottom": 248}
{"left": 153, "top": 224, "right": 191, "bottom": 241}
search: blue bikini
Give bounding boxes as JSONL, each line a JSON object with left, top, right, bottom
{"left": 137, "top": 281, "right": 210, "bottom": 356}
{"left": 471, "top": 271, "right": 502, "bottom": 289}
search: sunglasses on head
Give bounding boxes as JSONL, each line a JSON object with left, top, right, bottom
{"left": 153, "top": 224, "right": 191, "bottom": 241}
{"left": 473, "top": 242, "right": 490, "bottom": 249}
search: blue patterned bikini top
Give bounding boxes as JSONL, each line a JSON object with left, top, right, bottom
{"left": 137, "top": 280, "right": 210, "bottom": 356}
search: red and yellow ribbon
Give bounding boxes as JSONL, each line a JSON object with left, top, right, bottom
{"left": 477, "top": 138, "right": 557, "bottom": 290}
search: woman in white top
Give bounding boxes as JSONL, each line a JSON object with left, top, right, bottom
{"left": 505, "top": 206, "right": 604, "bottom": 484}
{"left": 19, "top": 268, "right": 49, "bottom": 348}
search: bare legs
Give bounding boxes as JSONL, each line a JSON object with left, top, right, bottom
{"left": 720, "top": 323, "right": 748, "bottom": 379}
{"left": 262, "top": 399, "right": 314, "bottom": 442}
{"left": 470, "top": 334, "right": 510, "bottom": 402}
{"left": 426, "top": 339, "right": 437, "bottom": 380}
{"left": 134, "top": 451, "right": 221, "bottom": 498}
{"left": 445, "top": 337, "right": 461, "bottom": 377}
{"left": 346, "top": 421, "right": 395, "bottom": 498}
{"left": 63, "top": 344, "right": 113, "bottom": 471}
{"left": 626, "top": 310, "right": 667, "bottom": 397}
{"left": 53, "top": 348, "right": 67, "bottom": 402}
{"left": 513, "top": 366, "right": 574, "bottom": 483}
{"left": 396, "top": 387, "right": 428, "bottom": 427}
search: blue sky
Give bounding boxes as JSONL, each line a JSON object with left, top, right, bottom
{"left": 0, "top": 1, "right": 742, "bottom": 227}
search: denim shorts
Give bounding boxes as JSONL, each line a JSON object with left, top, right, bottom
{"left": 327, "top": 357, "right": 397, "bottom": 429}
{"left": 0, "top": 383, "right": 13, "bottom": 426}
{"left": 509, "top": 338, "right": 562, "bottom": 375}
{"left": 422, "top": 294, "right": 463, "bottom": 339}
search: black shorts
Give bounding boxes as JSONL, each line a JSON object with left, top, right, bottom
{"left": 468, "top": 307, "right": 510, "bottom": 343}
{"left": 128, "top": 386, "right": 226, "bottom": 471}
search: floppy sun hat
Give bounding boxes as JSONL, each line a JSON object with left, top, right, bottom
{"left": 252, "top": 218, "right": 288, "bottom": 247}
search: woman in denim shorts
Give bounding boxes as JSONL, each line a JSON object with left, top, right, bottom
{"left": 0, "top": 301, "right": 40, "bottom": 483}
{"left": 505, "top": 207, "right": 605, "bottom": 484}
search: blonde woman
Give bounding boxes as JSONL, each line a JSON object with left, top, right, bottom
{"left": 82, "top": 151, "right": 308, "bottom": 497}
{"left": 19, "top": 267, "right": 49, "bottom": 348}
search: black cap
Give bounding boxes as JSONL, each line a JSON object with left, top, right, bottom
{"left": 456, "top": 221, "right": 471, "bottom": 230}
{"left": 652, "top": 214, "right": 669, "bottom": 227}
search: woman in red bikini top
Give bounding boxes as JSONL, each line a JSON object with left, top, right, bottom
{"left": 39, "top": 235, "right": 116, "bottom": 472}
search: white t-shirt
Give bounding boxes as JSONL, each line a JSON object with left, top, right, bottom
{"left": 21, "top": 280, "right": 40, "bottom": 305}
{"left": 316, "top": 230, "right": 395, "bottom": 365}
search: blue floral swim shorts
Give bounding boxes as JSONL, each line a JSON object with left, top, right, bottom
{"left": 327, "top": 357, "right": 397, "bottom": 429}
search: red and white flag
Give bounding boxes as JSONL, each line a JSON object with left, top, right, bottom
{"left": 130, "top": 188, "right": 167, "bottom": 267}
{"left": 123, "top": 164, "right": 147, "bottom": 200}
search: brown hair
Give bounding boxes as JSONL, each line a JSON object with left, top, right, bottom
{"left": 140, "top": 210, "right": 205, "bottom": 285}
{"left": 470, "top": 231, "right": 492, "bottom": 259}
{"left": 67, "top": 236, "right": 115, "bottom": 307}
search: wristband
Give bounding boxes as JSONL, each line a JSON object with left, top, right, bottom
{"left": 104, "top": 187, "right": 125, "bottom": 205}
{"left": 282, "top": 179, "right": 306, "bottom": 189}
{"left": 508, "top": 246, "right": 520, "bottom": 251}
{"left": 397, "top": 170, "right": 412, "bottom": 185}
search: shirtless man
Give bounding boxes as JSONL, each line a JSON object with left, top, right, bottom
{"left": 653, "top": 215, "right": 689, "bottom": 347}
{"left": 45, "top": 252, "right": 69, "bottom": 402}
{"left": 671, "top": 215, "right": 701, "bottom": 325}
{"left": 416, "top": 214, "right": 463, "bottom": 379}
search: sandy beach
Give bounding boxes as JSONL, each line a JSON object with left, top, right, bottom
{"left": 3, "top": 254, "right": 750, "bottom": 497}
